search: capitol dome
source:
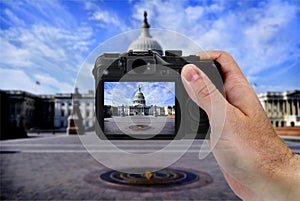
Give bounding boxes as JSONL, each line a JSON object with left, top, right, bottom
{"left": 128, "top": 11, "right": 163, "bottom": 55}
{"left": 133, "top": 85, "right": 146, "bottom": 106}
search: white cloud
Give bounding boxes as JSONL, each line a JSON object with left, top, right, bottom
{"left": 185, "top": 6, "right": 204, "bottom": 22}
{"left": 0, "top": 24, "right": 93, "bottom": 82}
{"left": 33, "top": 73, "right": 74, "bottom": 94}
{"left": 2, "top": 9, "right": 26, "bottom": 27}
{"left": 0, "top": 68, "right": 74, "bottom": 94}
{"left": 84, "top": 1, "right": 128, "bottom": 31}
{"left": 0, "top": 39, "right": 33, "bottom": 67}
{"left": 75, "top": 61, "right": 96, "bottom": 93}
{"left": 242, "top": 2, "right": 299, "bottom": 74}
{"left": 0, "top": 69, "right": 35, "bottom": 92}
{"left": 90, "top": 11, "right": 119, "bottom": 25}
{"left": 0, "top": 2, "right": 95, "bottom": 94}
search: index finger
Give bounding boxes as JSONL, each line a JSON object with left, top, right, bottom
{"left": 196, "top": 51, "right": 247, "bottom": 81}
{"left": 196, "top": 51, "right": 261, "bottom": 116}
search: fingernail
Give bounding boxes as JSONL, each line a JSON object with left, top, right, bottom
{"left": 185, "top": 67, "right": 201, "bottom": 82}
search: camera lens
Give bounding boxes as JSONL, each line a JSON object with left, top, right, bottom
{"left": 132, "top": 59, "right": 147, "bottom": 73}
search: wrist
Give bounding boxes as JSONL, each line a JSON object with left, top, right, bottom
{"left": 258, "top": 152, "right": 300, "bottom": 201}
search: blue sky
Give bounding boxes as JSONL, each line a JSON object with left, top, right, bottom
{"left": 0, "top": 0, "right": 299, "bottom": 94}
{"left": 104, "top": 82, "right": 175, "bottom": 106}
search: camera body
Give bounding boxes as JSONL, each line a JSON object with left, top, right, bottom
{"left": 93, "top": 50, "right": 223, "bottom": 140}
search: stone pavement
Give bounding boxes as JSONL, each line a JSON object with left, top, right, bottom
{"left": 1, "top": 133, "right": 299, "bottom": 200}
{"left": 104, "top": 116, "right": 175, "bottom": 135}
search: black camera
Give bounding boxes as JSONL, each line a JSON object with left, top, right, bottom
{"left": 93, "top": 50, "right": 223, "bottom": 140}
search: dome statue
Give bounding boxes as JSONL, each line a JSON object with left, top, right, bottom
{"left": 128, "top": 11, "right": 163, "bottom": 55}
{"left": 133, "top": 85, "right": 146, "bottom": 106}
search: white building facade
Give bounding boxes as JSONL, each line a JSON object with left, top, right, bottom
{"left": 54, "top": 89, "right": 95, "bottom": 130}
{"left": 54, "top": 93, "right": 72, "bottom": 128}
{"left": 258, "top": 90, "right": 300, "bottom": 127}
{"left": 78, "top": 90, "right": 95, "bottom": 129}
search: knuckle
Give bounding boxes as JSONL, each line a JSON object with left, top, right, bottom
{"left": 195, "top": 84, "right": 210, "bottom": 100}
{"left": 219, "top": 50, "right": 233, "bottom": 59}
{"left": 195, "top": 81, "right": 218, "bottom": 102}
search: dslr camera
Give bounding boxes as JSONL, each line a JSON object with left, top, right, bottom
{"left": 93, "top": 50, "right": 223, "bottom": 140}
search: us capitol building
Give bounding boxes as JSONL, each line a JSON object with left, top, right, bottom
{"left": 104, "top": 84, "right": 174, "bottom": 118}
{"left": 0, "top": 12, "right": 299, "bottom": 139}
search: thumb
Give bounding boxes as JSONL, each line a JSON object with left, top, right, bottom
{"left": 181, "top": 64, "right": 228, "bottom": 121}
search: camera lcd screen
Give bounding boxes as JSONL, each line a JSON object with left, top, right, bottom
{"left": 103, "top": 82, "right": 176, "bottom": 136}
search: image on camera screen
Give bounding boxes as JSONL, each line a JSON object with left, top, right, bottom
{"left": 103, "top": 82, "right": 176, "bottom": 136}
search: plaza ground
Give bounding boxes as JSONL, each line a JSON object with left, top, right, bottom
{"left": 104, "top": 116, "right": 175, "bottom": 135}
{"left": 1, "top": 132, "right": 299, "bottom": 200}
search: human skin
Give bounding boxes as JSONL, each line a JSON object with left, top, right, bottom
{"left": 181, "top": 51, "right": 300, "bottom": 201}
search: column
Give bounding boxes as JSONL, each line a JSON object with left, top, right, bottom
{"left": 273, "top": 100, "right": 276, "bottom": 117}
{"left": 287, "top": 100, "right": 291, "bottom": 115}
{"left": 278, "top": 100, "right": 281, "bottom": 116}
{"left": 271, "top": 100, "right": 274, "bottom": 117}
{"left": 279, "top": 100, "right": 282, "bottom": 116}
{"left": 286, "top": 100, "right": 290, "bottom": 115}
{"left": 276, "top": 100, "right": 279, "bottom": 117}
{"left": 269, "top": 100, "right": 272, "bottom": 117}
{"left": 291, "top": 99, "right": 296, "bottom": 115}
{"left": 296, "top": 99, "right": 300, "bottom": 116}
{"left": 265, "top": 100, "right": 268, "bottom": 115}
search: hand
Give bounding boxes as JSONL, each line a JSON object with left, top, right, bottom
{"left": 181, "top": 51, "right": 300, "bottom": 201}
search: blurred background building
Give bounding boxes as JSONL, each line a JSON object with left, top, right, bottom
{"left": 1, "top": 88, "right": 299, "bottom": 139}
{"left": 54, "top": 88, "right": 94, "bottom": 130}
{"left": 0, "top": 88, "right": 94, "bottom": 139}
{"left": 258, "top": 90, "right": 300, "bottom": 127}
